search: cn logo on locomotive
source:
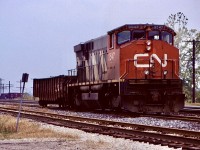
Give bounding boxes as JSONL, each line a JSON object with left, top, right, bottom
{"left": 134, "top": 53, "right": 167, "bottom": 68}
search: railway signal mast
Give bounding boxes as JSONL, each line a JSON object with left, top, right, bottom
{"left": 16, "top": 73, "right": 29, "bottom": 132}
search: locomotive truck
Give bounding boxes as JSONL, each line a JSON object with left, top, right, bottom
{"left": 33, "top": 24, "right": 185, "bottom": 113}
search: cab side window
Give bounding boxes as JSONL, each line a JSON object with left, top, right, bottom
{"left": 109, "top": 33, "right": 114, "bottom": 48}
{"left": 117, "top": 30, "right": 131, "bottom": 45}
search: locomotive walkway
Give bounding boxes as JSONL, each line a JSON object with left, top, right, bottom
{"left": 0, "top": 106, "right": 200, "bottom": 149}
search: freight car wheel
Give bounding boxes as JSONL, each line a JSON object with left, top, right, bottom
{"left": 38, "top": 101, "right": 43, "bottom": 107}
{"left": 38, "top": 101, "right": 47, "bottom": 107}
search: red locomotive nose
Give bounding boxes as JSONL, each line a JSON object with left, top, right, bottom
{"left": 119, "top": 38, "right": 179, "bottom": 80}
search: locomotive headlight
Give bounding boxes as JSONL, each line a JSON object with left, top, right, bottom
{"left": 146, "top": 46, "right": 151, "bottom": 51}
{"left": 146, "top": 40, "right": 151, "bottom": 46}
{"left": 163, "top": 70, "right": 168, "bottom": 75}
{"left": 144, "top": 70, "right": 149, "bottom": 75}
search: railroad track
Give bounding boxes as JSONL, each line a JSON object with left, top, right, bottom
{"left": 139, "top": 113, "right": 200, "bottom": 124}
{"left": 0, "top": 99, "right": 38, "bottom": 104}
{"left": 92, "top": 109, "right": 200, "bottom": 124}
{"left": 181, "top": 106, "right": 200, "bottom": 114}
{"left": 1, "top": 101, "right": 200, "bottom": 124}
{"left": 0, "top": 106, "right": 200, "bottom": 149}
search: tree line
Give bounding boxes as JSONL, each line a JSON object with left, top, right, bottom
{"left": 165, "top": 12, "right": 200, "bottom": 103}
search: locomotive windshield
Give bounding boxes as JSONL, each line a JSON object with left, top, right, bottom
{"left": 148, "top": 30, "right": 173, "bottom": 44}
{"left": 132, "top": 30, "right": 145, "bottom": 40}
{"left": 117, "top": 29, "right": 173, "bottom": 45}
{"left": 148, "top": 31, "right": 160, "bottom": 40}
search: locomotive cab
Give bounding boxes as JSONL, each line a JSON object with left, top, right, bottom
{"left": 106, "top": 24, "right": 184, "bottom": 112}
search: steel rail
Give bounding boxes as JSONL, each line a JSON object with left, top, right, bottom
{"left": 1, "top": 107, "right": 200, "bottom": 149}
{"left": 0, "top": 106, "right": 200, "bottom": 138}
{"left": 1, "top": 102, "right": 200, "bottom": 124}
{"left": 139, "top": 113, "right": 200, "bottom": 124}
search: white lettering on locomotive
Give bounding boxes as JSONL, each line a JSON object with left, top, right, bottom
{"left": 134, "top": 53, "right": 167, "bottom": 68}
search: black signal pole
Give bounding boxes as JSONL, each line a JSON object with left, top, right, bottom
{"left": 184, "top": 40, "right": 200, "bottom": 103}
{"left": 16, "top": 73, "right": 29, "bottom": 132}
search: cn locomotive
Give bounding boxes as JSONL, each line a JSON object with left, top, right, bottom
{"left": 33, "top": 24, "right": 185, "bottom": 113}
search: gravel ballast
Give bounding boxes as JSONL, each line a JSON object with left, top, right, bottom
{"left": 1, "top": 103, "right": 199, "bottom": 149}
{"left": 0, "top": 122, "right": 180, "bottom": 150}
{"left": 54, "top": 109, "right": 200, "bottom": 131}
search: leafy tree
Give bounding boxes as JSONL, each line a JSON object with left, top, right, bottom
{"left": 165, "top": 12, "right": 200, "bottom": 102}
{"left": 197, "top": 90, "right": 200, "bottom": 103}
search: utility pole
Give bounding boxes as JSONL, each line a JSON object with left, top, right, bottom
{"left": 184, "top": 40, "right": 200, "bottom": 103}
{"left": 0, "top": 78, "right": 2, "bottom": 95}
{"left": 0, "top": 82, "right": 11, "bottom": 94}
{"left": 2, "top": 84, "right": 4, "bottom": 93}
{"left": 0, "top": 78, "right": 5, "bottom": 95}
{"left": 5, "top": 81, "right": 13, "bottom": 95}
{"left": 16, "top": 80, "right": 22, "bottom": 93}
{"left": 9, "top": 81, "right": 11, "bottom": 94}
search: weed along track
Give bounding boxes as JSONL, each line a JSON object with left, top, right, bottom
{"left": 1, "top": 107, "right": 200, "bottom": 149}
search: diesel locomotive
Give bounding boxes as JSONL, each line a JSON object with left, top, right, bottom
{"left": 33, "top": 24, "right": 185, "bottom": 113}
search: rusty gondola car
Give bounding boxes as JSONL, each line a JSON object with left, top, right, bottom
{"left": 33, "top": 24, "right": 185, "bottom": 113}
{"left": 33, "top": 75, "right": 76, "bottom": 107}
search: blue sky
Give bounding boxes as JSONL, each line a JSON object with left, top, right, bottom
{"left": 0, "top": 0, "right": 199, "bottom": 94}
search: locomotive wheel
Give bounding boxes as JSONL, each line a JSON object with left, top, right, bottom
{"left": 74, "top": 93, "right": 82, "bottom": 109}
{"left": 62, "top": 101, "right": 67, "bottom": 109}
{"left": 43, "top": 102, "right": 47, "bottom": 107}
{"left": 58, "top": 98, "right": 65, "bottom": 109}
{"left": 110, "top": 95, "right": 121, "bottom": 111}
{"left": 38, "top": 100, "right": 42, "bottom": 106}
{"left": 59, "top": 103, "right": 62, "bottom": 108}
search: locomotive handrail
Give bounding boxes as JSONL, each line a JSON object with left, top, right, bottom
{"left": 68, "top": 64, "right": 101, "bottom": 84}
